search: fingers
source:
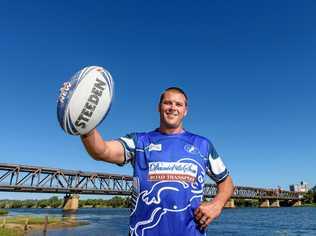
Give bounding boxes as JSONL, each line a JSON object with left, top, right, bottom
{"left": 200, "top": 217, "right": 211, "bottom": 230}
{"left": 199, "top": 215, "right": 215, "bottom": 230}
{"left": 194, "top": 207, "right": 207, "bottom": 229}
{"left": 199, "top": 215, "right": 208, "bottom": 226}
{"left": 194, "top": 207, "right": 203, "bottom": 221}
{"left": 199, "top": 216, "right": 210, "bottom": 229}
{"left": 194, "top": 204, "right": 216, "bottom": 230}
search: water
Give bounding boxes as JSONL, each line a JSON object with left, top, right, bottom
{"left": 7, "top": 207, "right": 316, "bottom": 236}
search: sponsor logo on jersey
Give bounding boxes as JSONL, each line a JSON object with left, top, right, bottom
{"left": 148, "top": 162, "right": 198, "bottom": 183}
{"left": 147, "top": 143, "right": 162, "bottom": 152}
{"left": 184, "top": 144, "right": 199, "bottom": 155}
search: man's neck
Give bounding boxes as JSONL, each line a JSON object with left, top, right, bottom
{"left": 158, "top": 125, "right": 184, "bottom": 134}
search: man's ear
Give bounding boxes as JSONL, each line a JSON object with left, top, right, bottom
{"left": 184, "top": 106, "right": 188, "bottom": 117}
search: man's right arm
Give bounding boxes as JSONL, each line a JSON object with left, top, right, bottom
{"left": 80, "top": 129, "right": 125, "bottom": 165}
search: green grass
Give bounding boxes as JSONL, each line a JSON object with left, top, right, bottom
{"left": 0, "top": 210, "right": 9, "bottom": 215}
{"left": 1, "top": 215, "right": 88, "bottom": 227}
{"left": 0, "top": 228, "right": 23, "bottom": 236}
{"left": 0, "top": 215, "right": 88, "bottom": 235}
{"left": 5, "top": 216, "right": 71, "bottom": 225}
{"left": 303, "top": 203, "right": 316, "bottom": 207}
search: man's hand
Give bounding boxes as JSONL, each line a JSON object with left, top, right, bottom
{"left": 194, "top": 176, "right": 234, "bottom": 230}
{"left": 194, "top": 201, "right": 223, "bottom": 230}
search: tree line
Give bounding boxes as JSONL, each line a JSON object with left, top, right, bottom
{"left": 304, "top": 190, "right": 316, "bottom": 204}
{"left": 0, "top": 196, "right": 130, "bottom": 209}
{"left": 0, "top": 190, "right": 315, "bottom": 209}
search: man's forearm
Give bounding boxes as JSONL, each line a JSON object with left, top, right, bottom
{"left": 212, "top": 176, "right": 234, "bottom": 207}
{"left": 81, "top": 129, "right": 107, "bottom": 160}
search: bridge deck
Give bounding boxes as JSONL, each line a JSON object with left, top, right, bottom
{"left": 0, "top": 163, "right": 301, "bottom": 200}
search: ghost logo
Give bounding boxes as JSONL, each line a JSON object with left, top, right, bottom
{"left": 75, "top": 78, "right": 106, "bottom": 129}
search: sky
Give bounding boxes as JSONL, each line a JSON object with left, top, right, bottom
{"left": 0, "top": 0, "right": 315, "bottom": 199}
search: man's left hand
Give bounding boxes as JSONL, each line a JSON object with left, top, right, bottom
{"left": 194, "top": 201, "right": 223, "bottom": 230}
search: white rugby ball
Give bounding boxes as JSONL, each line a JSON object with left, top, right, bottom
{"left": 57, "top": 66, "right": 114, "bottom": 135}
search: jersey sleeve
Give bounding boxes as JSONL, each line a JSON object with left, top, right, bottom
{"left": 116, "top": 133, "right": 137, "bottom": 166}
{"left": 206, "top": 142, "right": 229, "bottom": 183}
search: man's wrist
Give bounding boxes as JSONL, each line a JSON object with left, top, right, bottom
{"left": 209, "top": 197, "right": 226, "bottom": 209}
{"left": 81, "top": 129, "right": 95, "bottom": 139}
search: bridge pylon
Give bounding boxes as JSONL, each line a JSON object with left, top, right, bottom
{"left": 259, "top": 199, "right": 270, "bottom": 208}
{"left": 270, "top": 200, "right": 280, "bottom": 208}
{"left": 224, "top": 198, "right": 235, "bottom": 208}
{"left": 63, "top": 194, "right": 79, "bottom": 212}
{"left": 290, "top": 200, "right": 302, "bottom": 207}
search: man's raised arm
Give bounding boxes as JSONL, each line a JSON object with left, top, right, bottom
{"left": 80, "top": 129, "right": 125, "bottom": 165}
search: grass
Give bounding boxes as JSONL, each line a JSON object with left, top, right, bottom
{"left": 303, "top": 203, "right": 316, "bottom": 207}
{"left": 0, "top": 228, "right": 23, "bottom": 236}
{"left": 5, "top": 216, "right": 66, "bottom": 225}
{"left": 0, "top": 210, "right": 9, "bottom": 215}
{"left": 0, "top": 215, "right": 88, "bottom": 234}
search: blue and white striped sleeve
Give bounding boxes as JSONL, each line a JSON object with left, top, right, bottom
{"left": 206, "top": 143, "right": 229, "bottom": 183}
{"left": 117, "top": 133, "right": 137, "bottom": 165}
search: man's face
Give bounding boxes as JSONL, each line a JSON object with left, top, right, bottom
{"left": 159, "top": 90, "right": 188, "bottom": 129}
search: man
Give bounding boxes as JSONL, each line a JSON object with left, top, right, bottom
{"left": 81, "top": 87, "right": 234, "bottom": 236}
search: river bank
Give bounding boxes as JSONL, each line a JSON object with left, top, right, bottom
{"left": 5, "top": 207, "right": 316, "bottom": 236}
{"left": 0, "top": 215, "right": 88, "bottom": 236}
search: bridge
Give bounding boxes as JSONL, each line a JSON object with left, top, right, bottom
{"left": 0, "top": 163, "right": 303, "bottom": 210}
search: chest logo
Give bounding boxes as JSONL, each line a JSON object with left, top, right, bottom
{"left": 147, "top": 143, "right": 162, "bottom": 152}
{"left": 184, "top": 144, "right": 199, "bottom": 155}
{"left": 148, "top": 161, "right": 198, "bottom": 183}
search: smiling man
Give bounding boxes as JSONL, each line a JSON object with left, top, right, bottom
{"left": 81, "top": 87, "right": 234, "bottom": 236}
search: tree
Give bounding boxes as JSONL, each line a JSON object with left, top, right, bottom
{"left": 48, "top": 196, "right": 62, "bottom": 208}
{"left": 303, "top": 190, "right": 316, "bottom": 204}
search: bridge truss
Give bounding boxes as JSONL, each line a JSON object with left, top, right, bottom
{"left": 0, "top": 163, "right": 301, "bottom": 200}
{"left": 0, "top": 163, "right": 132, "bottom": 195}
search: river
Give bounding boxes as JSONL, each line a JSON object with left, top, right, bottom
{"left": 7, "top": 207, "right": 316, "bottom": 236}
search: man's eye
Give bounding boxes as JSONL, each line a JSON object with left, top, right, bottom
{"left": 176, "top": 103, "right": 183, "bottom": 107}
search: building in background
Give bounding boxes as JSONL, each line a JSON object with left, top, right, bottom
{"left": 289, "top": 181, "right": 310, "bottom": 192}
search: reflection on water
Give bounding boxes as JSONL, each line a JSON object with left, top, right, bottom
{"left": 7, "top": 207, "right": 316, "bottom": 236}
{"left": 62, "top": 211, "right": 77, "bottom": 220}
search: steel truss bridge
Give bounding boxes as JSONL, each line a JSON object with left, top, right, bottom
{"left": 0, "top": 163, "right": 301, "bottom": 201}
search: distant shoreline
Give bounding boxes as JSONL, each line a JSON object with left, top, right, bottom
{"left": 0, "top": 196, "right": 129, "bottom": 209}
{"left": 2, "top": 204, "right": 316, "bottom": 210}
{"left": 0, "top": 195, "right": 315, "bottom": 209}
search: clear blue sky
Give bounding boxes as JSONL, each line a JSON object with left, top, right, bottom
{"left": 0, "top": 0, "right": 315, "bottom": 199}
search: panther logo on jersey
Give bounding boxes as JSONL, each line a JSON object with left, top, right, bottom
{"left": 184, "top": 144, "right": 200, "bottom": 155}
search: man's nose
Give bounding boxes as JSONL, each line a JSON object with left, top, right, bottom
{"left": 169, "top": 103, "right": 176, "bottom": 110}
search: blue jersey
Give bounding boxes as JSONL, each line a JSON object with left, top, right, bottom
{"left": 118, "top": 129, "right": 229, "bottom": 236}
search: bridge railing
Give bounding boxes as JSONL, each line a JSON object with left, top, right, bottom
{"left": 203, "top": 183, "right": 301, "bottom": 200}
{"left": 0, "top": 163, "right": 133, "bottom": 195}
{"left": 0, "top": 163, "right": 301, "bottom": 200}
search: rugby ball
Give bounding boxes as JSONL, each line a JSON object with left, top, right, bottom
{"left": 57, "top": 66, "right": 114, "bottom": 135}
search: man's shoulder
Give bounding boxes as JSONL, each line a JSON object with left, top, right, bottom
{"left": 184, "top": 130, "right": 212, "bottom": 144}
{"left": 127, "top": 130, "right": 213, "bottom": 145}
{"left": 123, "top": 130, "right": 158, "bottom": 140}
